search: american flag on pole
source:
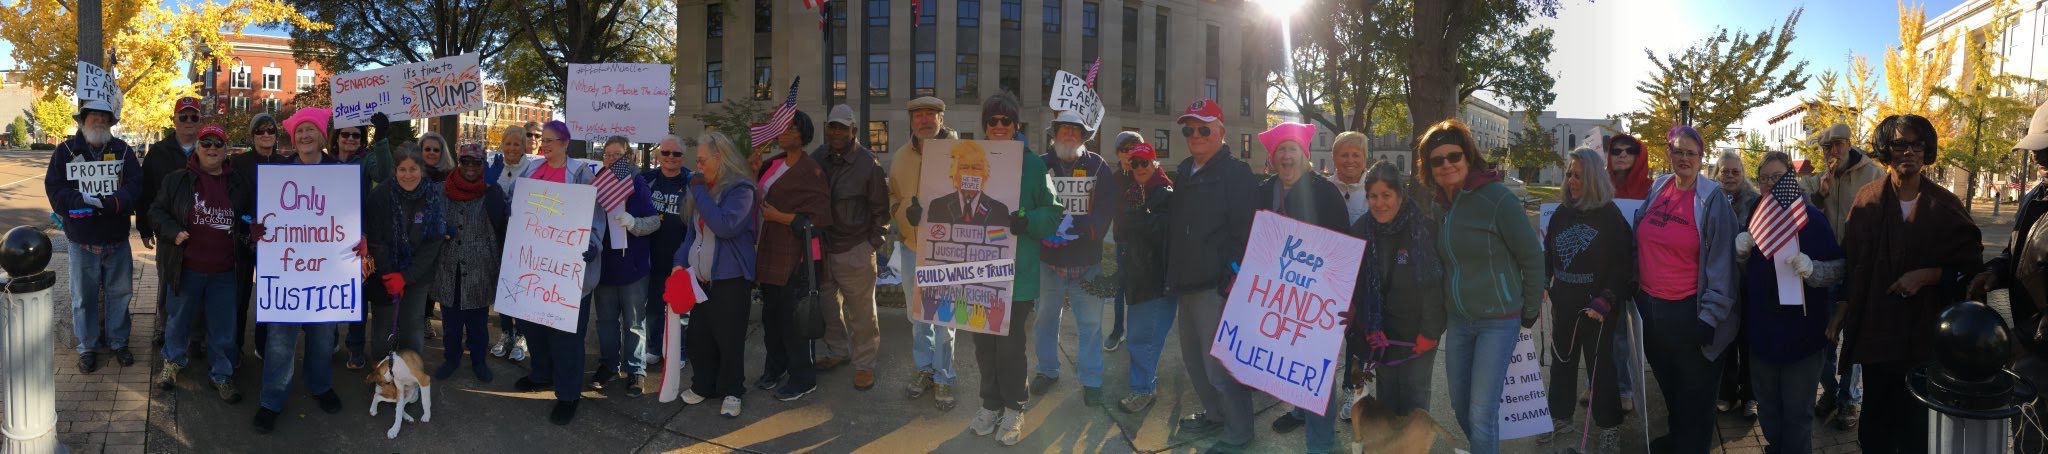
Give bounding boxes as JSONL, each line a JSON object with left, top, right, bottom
{"left": 595, "top": 153, "right": 638, "bottom": 215}
{"left": 1085, "top": 57, "right": 1101, "bottom": 89}
{"left": 749, "top": 77, "right": 803, "bottom": 148}
{"left": 912, "top": 0, "right": 923, "bottom": 28}
{"left": 806, "top": 0, "right": 831, "bottom": 30}
{"left": 1749, "top": 172, "right": 1810, "bottom": 260}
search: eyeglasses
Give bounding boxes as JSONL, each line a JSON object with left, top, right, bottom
{"left": 253, "top": 129, "right": 277, "bottom": 136}
{"left": 985, "top": 116, "right": 1016, "bottom": 127}
{"left": 1566, "top": 171, "right": 1581, "bottom": 180}
{"left": 198, "top": 139, "right": 225, "bottom": 149}
{"left": 660, "top": 151, "right": 686, "bottom": 157}
{"left": 457, "top": 157, "right": 484, "bottom": 166}
{"left": 1426, "top": 153, "right": 1465, "bottom": 167}
{"left": 1887, "top": 140, "right": 1925, "bottom": 153}
{"left": 1609, "top": 145, "right": 1638, "bottom": 156}
{"left": 337, "top": 131, "right": 363, "bottom": 139}
{"left": 1670, "top": 149, "right": 1701, "bottom": 159}
{"left": 176, "top": 115, "right": 200, "bottom": 123}
{"left": 1181, "top": 126, "right": 1214, "bottom": 138}
{"left": 1130, "top": 160, "right": 1154, "bottom": 169}
{"left": 422, "top": 147, "right": 441, "bottom": 153}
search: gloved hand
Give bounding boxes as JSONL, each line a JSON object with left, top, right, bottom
{"left": 583, "top": 245, "right": 599, "bottom": 262}
{"left": 1699, "top": 321, "right": 1717, "bottom": 346}
{"left": 1413, "top": 335, "right": 1438, "bottom": 354}
{"left": 1735, "top": 232, "right": 1754, "bottom": 258}
{"left": 381, "top": 273, "right": 406, "bottom": 297}
{"left": 1791, "top": 253, "right": 1814, "bottom": 279}
{"left": 249, "top": 223, "right": 266, "bottom": 244}
{"left": 81, "top": 195, "right": 103, "bottom": 208}
{"left": 1335, "top": 309, "right": 1354, "bottom": 328}
{"left": 370, "top": 112, "right": 391, "bottom": 143}
{"left": 1010, "top": 210, "right": 1030, "bottom": 237}
{"left": 1521, "top": 313, "right": 1539, "bottom": 329}
{"left": 905, "top": 196, "right": 923, "bottom": 227}
{"left": 1363, "top": 330, "right": 1389, "bottom": 348}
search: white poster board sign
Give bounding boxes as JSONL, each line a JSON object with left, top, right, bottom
{"left": 1047, "top": 70, "right": 1104, "bottom": 130}
{"left": 75, "top": 61, "right": 123, "bottom": 115}
{"left": 913, "top": 139, "right": 1026, "bottom": 335}
{"left": 255, "top": 165, "right": 365, "bottom": 323}
{"left": 495, "top": 178, "right": 597, "bottom": 333}
{"left": 567, "top": 63, "right": 675, "bottom": 144}
{"left": 1211, "top": 210, "right": 1364, "bottom": 415}
{"left": 330, "top": 53, "right": 485, "bottom": 128}
{"left": 1498, "top": 328, "right": 1554, "bottom": 440}
{"left": 66, "top": 161, "right": 123, "bottom": 197}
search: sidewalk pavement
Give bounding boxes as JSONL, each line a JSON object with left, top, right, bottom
{"left": 6, "top": 229, "right": 1878, "bottom": 453}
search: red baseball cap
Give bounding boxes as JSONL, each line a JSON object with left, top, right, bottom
{"left": 196, "top": 124, "right": 227, "bottom": 142}
{"left": 1177, "top": 99, "right": 1223, "bottom": 124}
{"left": 1129, "top": 143, "right": 1157, "bottom": 162}
{"left": 175, "top": 97, "right": 202, "bottom": 115}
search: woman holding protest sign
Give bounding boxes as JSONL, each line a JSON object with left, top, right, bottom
{"left": 232, "top": 113, "right": 291, "bottom": 359}
{"left": 1737, "top": 151, "right": 1843, "bottom": 454}
{"left": 1630, "top": 125, "right": 1739, "bottom": 454}
{"left": 1417, "top": 118, "right": 1546, "bottom": 454}
{"left": 753, "top": 111, "right": 833, "bottom": 402}
{"left": 505, "top": 120, "right": 605, "bottom": 426}
{"left": 150, "top": 124, "right": 253, "bottom": 403}
{"left": 1349, "top": 161, "right": 1445, "bottom": 420}
{"left": 670, "top": 131, "right": 760, "bottom": 419}
{"left": 961, "top": 92, "right": 1065, "bottom": 446}
{"left": 1253, "top": 121, "right": 1352, "bottom": 454}
{"left": 364, "top": 151, "right": 446, "bottom": 361}
{"left": 1536, "top": 147, "right": 1635, "bottom": 452}
{"left": 432, "top": 143, "right": 508, "bottom": 383}
{"left": 1111, "top": 141, "right": 1174, "bottom": 415}
{"left": 254, "top": 107, "right": 346, "bottom": 434}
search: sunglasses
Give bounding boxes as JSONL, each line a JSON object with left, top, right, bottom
{"left": 176, "top": 115, "right": 200, "bottom": 123}
{"left": 337, "top": 131, "right": 363, "bottom": 139}
{"left": 1181, "top": 126, "right": 1214, "bottom": 138}
{"left": 253, "top": 129, "right": 278, "bottom": 136}
{"left": 458, "top": 157, "right": 485, "bottom": 166}
{"left": 1426, "top": 153, "right": 1465, "bottom": 167}
{"left": 1130, "top": 160, "right": 1154, "bottom": 169}
{"left": 661, "top": 151, "right": 687, "bottom": 157}
{"left": 1609, "top": 145, "right": 1639, "bottom": 156}
{"left": 985, "top": 116, "right": 1016, "bottom": 127}
{"left": 198, "top": 139, "right": 225, "bottom": 149}
{"left": 1887, "top": 140, "right": 1925, "bottom": 152}
{"left": 422, "top": 146, "right": 442, "bottom": 153}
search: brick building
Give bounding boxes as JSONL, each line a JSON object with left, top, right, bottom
{"left": 191, "top": 34, "right": 327, "bottom": 116}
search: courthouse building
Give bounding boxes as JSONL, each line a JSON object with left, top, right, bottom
{"left": 674, "top": 0, "right": 1279, "bottom": 170}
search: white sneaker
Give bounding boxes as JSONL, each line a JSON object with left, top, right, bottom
{"left": 507, "top": 336, "right": 529, "bottom": 362}
{"left": 969, "top": 408, "right": 1000, "bottom": 436}
{"left": 996, "top": 408, "right": 1025, "bottom": 446}
{"left": 679, "top": 389, "right": 706, "bottom": 405}
{"left": 1338, "top": 388, "right": 1356, "bottom": 422}
{"left": 720, "top": 396, "right": 742, "bottom": 418}
{"left": 490, "top": 334, "right": 512, "bottom": 358}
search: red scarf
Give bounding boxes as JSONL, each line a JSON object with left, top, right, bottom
{"left": 444, "top": 173, "right": 486, "bottom": 201}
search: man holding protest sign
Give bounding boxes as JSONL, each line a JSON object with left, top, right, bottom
{"left": 1162, "top": 98, "right": 1260, "bottom": 450}
{"left": 1030, "top": 109, "right": 1119, "bottom": 406}
{"left": 45, "top": 92, "right": 144, "bottom": 374}
{"left": 254, "top": 107, "right": 350, "bottom": 434}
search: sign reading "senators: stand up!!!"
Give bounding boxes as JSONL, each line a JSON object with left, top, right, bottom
{"left": 329, "top": 53, "right": 485, "bottom": 128}
{"left": 1210, "top": 210, "right": 1363, "bottom": 415}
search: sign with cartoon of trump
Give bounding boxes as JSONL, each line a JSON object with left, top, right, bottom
{"left": 913, "top": 139, "right": 1025, "bottom": 335}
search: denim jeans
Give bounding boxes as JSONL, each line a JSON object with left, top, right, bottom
{"left": 1819, "top": 300, "right": 1862, "bottom": 406}
{"left": 904, "top": 252, "right": 955, "bottom": 385}
{"left": 163, "top": 270, "right": 237, "bottom": 383}
{"left": 1034, "top": 264, "right": 1105, "bottom": 387}
{"left": 1124, "top": 297, "right": 1176, "bottom": 395}
{"left": 594, "top": 276, "right": 650, "bottom": 376}
{"left": 68, "top": 241, "right": 134, "bottom": 353}
{"left": 1295, "top": 346, "right": 1347, "bottom": 454}
{"left": 1444, "top": 315, "right": 1522, "bottom": 454}
{"left": 1612, "top": 307, "right": 1635, "bottom": 398}
{"left": 1751, "top": 351, "right": 1824, "bottom": 454}
{"left": 260, "top": 322, "right": 338, "bottom": 411}
{"left": 1177, "top": 289, "right": 1256, "bottom": 444}
{"left": 1108, "top": 243, "right": 1128, "bottom": 340}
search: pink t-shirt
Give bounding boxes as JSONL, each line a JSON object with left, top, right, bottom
{"left": 530, "top": 162, "right": 567, "bottom": 183}
{"left": 1639, "top": 183, "right": 1701, "bottom": 300}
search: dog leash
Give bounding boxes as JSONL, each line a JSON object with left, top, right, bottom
{"left": 1358, "top": 338, "right": 1425, "bottom": 370}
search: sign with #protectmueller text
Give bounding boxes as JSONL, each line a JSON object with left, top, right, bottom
{"left": 494, "top": 178, "right": 597, "bottom": 333}
{"left": 255, "top": 165, "right": 365, "bottom": 323}
{"left": 1210, "top": 210, "right": 1363, "bottom": 415}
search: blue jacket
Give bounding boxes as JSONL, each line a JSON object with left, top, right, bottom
{"left": 642, "top": 167, "right": 695, "bottom": 279}
{"left": 1038, "top": 150, "right": 1120, "bottom": 268}
{"left": 672, "top": 180, "right": 760, "bottom": 282}
{"left": 504, "top": 158, "right": 607, "bottom": 294}
{"left": 1741, "top": 203, "right": 1845, "bottom": 364}
{"left": 600, "top": 176, "right": 661, "bottom": 286}
{"left": 1632, "top": 174, "right": 1741, "bottom": 360}
{"left": 46, "top": 134, "right": 143, "bottom": 245}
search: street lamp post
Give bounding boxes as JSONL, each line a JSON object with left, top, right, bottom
{"left": 1679, "top": 87, "right": 1694, "bottom": 126}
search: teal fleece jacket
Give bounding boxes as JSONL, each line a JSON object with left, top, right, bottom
{"left": 1436, "top": 178, "right": 1547, "bottom": 321}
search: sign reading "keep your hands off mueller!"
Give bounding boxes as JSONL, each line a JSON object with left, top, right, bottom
{"left": 1210, "top": 210, "right": 1363, "bottom": 415}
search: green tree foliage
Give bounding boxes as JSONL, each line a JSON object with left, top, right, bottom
{"left": 1798, "top": 55, "right": 1879, "bottom": 169}
{"left": 498, "top": 0, "right": 676, "bottom": 108}
{"left": 1502, "top": 112, "right": 1560, "bottom": 182}
{"left": 1405, "top": 0, "right": 1563, "bottom": 137}
{"left": 1930, "top": 0, "right": 2042, "bottom": 207}
{"left": 692, "top": 98, "right": 771, "bottom": 158}
{"left": 1272, "top": 0, "right": 1409, "bottom": 139}
{"left": 1621, "top": 9, "right": 1810, "bottom": 173}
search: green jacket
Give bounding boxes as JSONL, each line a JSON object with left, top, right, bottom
{"left": 1437, "top": 180, "right": 1547, "bottom": 321}
{"left": 1013, "top": 154, "right": 1065, "bottom": 299}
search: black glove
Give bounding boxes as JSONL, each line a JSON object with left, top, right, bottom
{"left": 1698, "top": 321, "right": 1717, "bottom": 346}
{"left": 1009, "top": 210, "right": 1029, "bottom": 237}
{"left": 370, "top": 112, "right": 391, "bottom": 143}
{"left": 1521, "top": 314, "right": 1539, "bottom": 329}
{"left": 583, "top": 243, "right": 599, "bottom": 262}
{"left": 905, "top": 196, "right": 923, "bottom": 227}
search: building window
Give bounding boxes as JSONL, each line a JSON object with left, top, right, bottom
{"left": 1121, "top": 70, "right": 1137, "bottom": 112}
{"left": 232, "top": 66, "right": 251, "bottom": 89}
{"left": 263, "top": 72, "right": 281, "bottom": 91}
{"left": 1205, "top": 24, "right": 1221, "bottom": 80}
{"left": 1121, "top": 6, "right": 1138, "bottom": 112}
{"left": 1205, "top": 79, "right": 1218, "bottom": 103}
{"left": 867, "top": 54, "right": 889, "bottom": 99}
{"left": 915, "top": 53, "right": 936, "bottom": 97}
{"left": 1082, "top": 2, "right": 1098, "bottom": 38}
{"left": 1001, "top": 0, "right": 1021, "bottom": 30}
{"left": 231, "top": 96, "right": 249, "bottom": 110}
{"left": 755, "top": 0, "right": 772, "bottom": 33}
{"left": 868, "top": 121, "right": 890, "bottom": 151}
{"left": 1241, "top": 134, "right": 1252, "bottom": 160}
{"left": 705, "top": 61, "right": 723, "bottom": 103}
{"left": 708, "top": 4, "right": 724, "bottom": 38}
{"left": 1241, "top": 80, "right": 1252, "bottom": 116}
{"left": 264, "top": 98, "right": 280, "bottom": 112}
{"left": 754, "top": 58, "right": 773, "bottom": 100}
{"left": 959, "top": 0, "right": 980, "bottom": 26}
{"left": 832, "top": 55, "right": 848, "bottom": 102}
{"left": 919, "top": 0, "right": 935, "bottom": 26}
{"left": 1001, "top": 57, "right": 1020, "bottom": 96}
{"left": 1043, "top": 58, "right": 1059, "bottom": 94}
{"left": 956, "top": 55, "right": 979, "bottom": 100}
{"left": 296, "top": 69, "right": 314, "bottom": 92}
{"left": 1044, "top": 0, "right": 1061, "bottom": 33}
{"left": 867, "top": 0, "right": 889, "bottom": 26}
{"left": 1154, "top": 129, "right": 1171, "bottom": 159}
{"left": 1154, "top": 9, "right": 1168, "bottom": 114}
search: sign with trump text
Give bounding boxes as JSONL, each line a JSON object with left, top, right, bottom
{"left": 1210, "top": 210, "right": 1363, "bottom": 415}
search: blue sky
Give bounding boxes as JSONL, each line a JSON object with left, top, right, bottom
{"left": 1526, "top": 0, "right": 1968, "bottom": 119}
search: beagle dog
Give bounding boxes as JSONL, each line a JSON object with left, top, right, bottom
{"left": 366, "top": 349, "right": 433, "bottom": 439}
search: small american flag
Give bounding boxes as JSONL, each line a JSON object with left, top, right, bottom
{"left": 1749, "top": 172, "right": 1809, "bottom": 260}
{"left": 912, "top": 0, "right": 923, "bottom": 28}
{"left": 595, "top": 154, "right": 638, "bottom": 215}
{"left": 806, "top": 0, "right": 831, "bottom": 30}
{"left": 1084, "top": 57, "right": 1101, "bottom": 89}
{"left": 749, "top": 77, "right": 803, "bottom": 148}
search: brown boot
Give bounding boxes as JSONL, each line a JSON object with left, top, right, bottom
{"left": 854, "top": 370, "right": 876, "bottom": 390}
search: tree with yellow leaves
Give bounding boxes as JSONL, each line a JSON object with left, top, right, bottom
{"left": 1879, "top": 1, "right": 1956, "bottom": 124}
{"left": 0, "top": 0, "right": 326, "bottom": 137}
{"left": 1929, "top": 0, "right": 2043, "bottom": 208}
{"left": 1799, "top": 55, "right": 1879, "bottom": 170}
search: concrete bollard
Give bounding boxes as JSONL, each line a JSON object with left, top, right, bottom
{"left": 1909, "top": 300, "right": 2036, "bottom": 454}
{"left": 0, "top": 226, "right": 66, "bottom": 454}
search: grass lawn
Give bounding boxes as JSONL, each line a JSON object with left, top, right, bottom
{"left": 1528, "top": 184, "right": 1562, "bottom": 203}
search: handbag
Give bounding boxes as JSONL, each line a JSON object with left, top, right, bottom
{"left": 792, "top": 215, "right": 828, "bottom": 339}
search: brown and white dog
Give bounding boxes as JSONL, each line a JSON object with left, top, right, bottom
{"left": 366, "top": 349, "right": 433, "bottom": 439}
{"left": 1349, "top": 390, "right": 1450, "bottom": 454}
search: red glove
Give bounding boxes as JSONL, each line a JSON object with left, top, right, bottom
{"left": 249, "top": 223, "right": 267, "bottom": 244}
{"left": 354, "top": 239, "right": 370, "bottom": 258}
{"left": 662, "top": 269, "right": 700, "bottom": 314}
{"left": 1413, "top": 335, "right": 1438, "bottom": 354}
{"left": 1364, "top": 330, "right": 1390, "bottom": 348}
{"left": 381, "top": 273, "right": 406, "bottom": 297}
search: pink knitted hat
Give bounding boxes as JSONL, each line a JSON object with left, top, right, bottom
{"left": 283, "top": 107, "right": 332, "bottom": 144}
{"left": 1259, "top": 122, "right": 1317, "bottom": 164}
